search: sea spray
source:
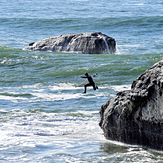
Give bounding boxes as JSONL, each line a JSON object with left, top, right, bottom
{"left": 103, "top": 39, "right": 110, "bottom": 54}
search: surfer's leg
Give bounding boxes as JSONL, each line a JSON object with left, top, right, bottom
{"left": 92, "top": 82, "right": 98, "bottom": 90}
{"left": 83, "top": 85, "right": 86, "bottom": 93}
{"left": 93, "top": 83, "right": 96, "bottom": 90}
{"left": 92, "top": 82, "right": 98, "bottom": 91}
{"left": 84, "top": 83, "right": 91, "bottom": 93}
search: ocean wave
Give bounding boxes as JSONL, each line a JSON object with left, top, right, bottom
{"left": 110, "top": 85, "right": 131, "bottom": 92}
{"left": 0, "top": 82, "right": 117, "bottom": 103}
{"left": 1, "top": 16, "right": 162, "bottom": 29}
{"left": 0, "top": 108, "right": 101, "bottom": 139}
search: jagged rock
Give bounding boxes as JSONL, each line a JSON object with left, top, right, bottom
{"left": 23, "top": 32, "right": 116, "bottom": 54}
{"left": 99, "top": 58, "right": 163, "bottom": 150}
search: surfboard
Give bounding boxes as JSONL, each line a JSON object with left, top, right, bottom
{"left": 76, "top": 72, "right": 98, "bottom": 87}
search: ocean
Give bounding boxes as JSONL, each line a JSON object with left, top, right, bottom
{"left": 0, "top": 0, "right": 163, "bottom": 162}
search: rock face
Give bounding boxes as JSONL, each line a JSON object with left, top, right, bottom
{"left": 23, "top": 32, "right": 116, "bottom": 54}
{"left": 99, "top": 58, "right": 163, "bottom": 150}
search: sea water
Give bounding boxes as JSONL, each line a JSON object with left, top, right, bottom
{"left": 0, "top": 0, "right": 163, "bottom": 162}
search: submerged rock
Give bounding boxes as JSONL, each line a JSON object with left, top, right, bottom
{"left": 99, "top": 58, "right": 163, "bottom": 150}
{"left": 23, "top": 32, "right": 116, "bottom": 54}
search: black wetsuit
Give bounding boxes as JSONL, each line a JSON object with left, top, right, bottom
{"left": 81, "top": 75, "right": 96, "bottom": 93}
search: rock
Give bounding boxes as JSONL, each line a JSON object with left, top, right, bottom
{"left": 23, "top": 32, "right": 116, "bottom": 54}
{"left": 29, "top": 42, "right": 35, "bottom": 46}
{"left": 99, "top": 58, "right": 163, "bottom": 150}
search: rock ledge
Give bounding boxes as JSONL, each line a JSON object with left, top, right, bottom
{"left": 99, "top": 58, "right": 163, "bottom": 150}
{"left": 23, "top": 32, "right": 116, "bottom": 54}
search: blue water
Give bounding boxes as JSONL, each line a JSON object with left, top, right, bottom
{"left": 0, "top": 0, "right": 163, "bottom": 162}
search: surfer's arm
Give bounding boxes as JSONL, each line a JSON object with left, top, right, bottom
{"left": 79, "top": 76, "right": 87, "bottom": 78}
{"left": 92, "top": 73, "right": 98, "bottom": 77}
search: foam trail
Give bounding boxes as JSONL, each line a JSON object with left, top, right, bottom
{"left": 104, "top": 39, "right": 110, "bottom": 54}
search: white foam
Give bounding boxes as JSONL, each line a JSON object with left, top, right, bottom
{"left": 103, "top": 39, "right": 110, "bottom": 54}
{"left": 0, "top": 95, "right": 28, "bottom": 103}
{"left": 0, "top": 83, "right": 129, "bottom": 103}
{"left": 31, "top": 92, "right": 83, "bottom": 101}
{"left": 30, "top": 91, "right": 112, "bottom": 101}
{"left": 0, "top": 109, "right": 103, "bottom": 142}
{"left": 118, "top": 44, "right": 142, "bottom": 47}
{"left": 110, "top": 85, "right": 131, "bottom": 92}
{"left": 50, "top": 83, "right": 79, "bottom": 91}
{"left": 22, "top": 83, "right": 42, "bottom": 89}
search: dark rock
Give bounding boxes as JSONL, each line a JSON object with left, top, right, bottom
{"left": 99, "top": 58, "right": 163, "bottom": 150}
{"left": 23, "top": 32, "right": 116, "bottom": 54}
{"left": 29, "top": 42, "right": 35, "bottom": 46}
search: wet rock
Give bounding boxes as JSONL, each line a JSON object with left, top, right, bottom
{"left": 99, "top": 58, "right": 163, "bottom": 150}
{"left": 29, "top": 42, "right": 35, "bottom": 46}
{"left": 23, "top": 32, "right": 116, "bottom": 54}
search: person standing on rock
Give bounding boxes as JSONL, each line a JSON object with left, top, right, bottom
{"left": 80, "top": 73, "right": 98, "bottom": 94}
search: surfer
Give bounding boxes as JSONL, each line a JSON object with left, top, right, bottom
{"left": 80, "top": 73, "right": 98, "bottom": 94}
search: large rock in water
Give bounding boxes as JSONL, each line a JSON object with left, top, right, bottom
{"left": 99, "top": 58, "right": 163, "bottom": 150}
{"left": 23, "top": 32, "right": 116, "bottom": 54}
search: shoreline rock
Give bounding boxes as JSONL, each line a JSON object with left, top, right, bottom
{"left": 99, "top": 58, "right": 163, "bottom": 150}
{"left": 23, "top": 32, "right": 116, "bottom": 54}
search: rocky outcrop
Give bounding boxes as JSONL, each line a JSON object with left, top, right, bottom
{"left": 99, "top": 58, "right": 163, "bottom": 150}
{"left": 23, "top": 32, "right": 116, "bottom": 54}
